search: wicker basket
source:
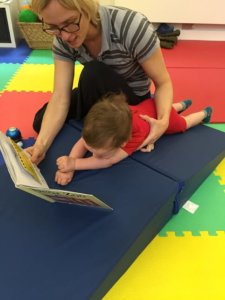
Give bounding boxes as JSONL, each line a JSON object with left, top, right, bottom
{"left": 18, "top": 22, "right": 54, "bottom": 49}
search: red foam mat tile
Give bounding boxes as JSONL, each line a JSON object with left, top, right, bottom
{"left": 0, "top": 91, "right": 52, "bottom": 138}
{"left": 169, "top": 68, "right": 225, "bottom": 123}
{"left": 162, "top": 41, "right": 225, "bottom": 69}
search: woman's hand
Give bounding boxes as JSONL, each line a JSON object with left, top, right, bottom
{"left": 26, "top": 143, "right": 46, "bottom": 165}
{"left": 137, "top": 115, "right": 168, "bottom": 152}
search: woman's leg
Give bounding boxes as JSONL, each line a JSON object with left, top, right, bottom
{"left": 33, "top": 61, "right": 147, "bottom": 133}
{"left": 33, "top": 102, "right": 48, "bottom": 133}
{"left": 71, "top": 60, "right": 148, "bottom": 119}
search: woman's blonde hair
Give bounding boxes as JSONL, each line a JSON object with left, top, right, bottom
{"left": 83, "top": 93, "right": 132, "bottom": 149}
{"left": 31, "top": 0, "right": 99, "bottom": 25}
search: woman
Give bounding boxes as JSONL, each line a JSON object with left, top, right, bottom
{"left": 28, "top": 0, "right": 173, "bottom": 164}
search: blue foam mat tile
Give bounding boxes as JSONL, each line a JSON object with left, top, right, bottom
{"left": 0, "top": 124, "right": 178, "bottom": 300}
{"left": 0, "top": 40, "right": 31, "bottom": 63}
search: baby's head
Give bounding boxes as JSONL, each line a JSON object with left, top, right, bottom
{"left": 82, "top": 92, "right": 132, "bottom": 158}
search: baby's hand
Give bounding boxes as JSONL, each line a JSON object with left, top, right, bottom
{"left": 56, "top": 156, "right": 75, "bottom": 172}
{"left": 55, "top": 170, "right": 74, "bottom": 186}
{"left": 140, "top": 143, "right": 155, "bottom": 153}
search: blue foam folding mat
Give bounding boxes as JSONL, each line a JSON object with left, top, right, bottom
{"left": 69, "top": 120, "right": 225, "bottom": 213}
{"left": 69, "top": 118, "right": 83, "bottom": 131}
{"left": 0, "top": 124, "right": 178, "bottom": 300}
{"left": 131, "top": 125, "right": 225, "bottom": 213}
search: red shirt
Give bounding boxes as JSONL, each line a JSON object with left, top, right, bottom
{"left": 122, "top": 99, "right": 187, "bottom": 155}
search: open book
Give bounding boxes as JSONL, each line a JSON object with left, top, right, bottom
{"left": 0, "top": 132, "right": 112, "bottom": 210}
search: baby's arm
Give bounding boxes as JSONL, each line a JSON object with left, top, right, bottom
{"left": 56, "top": 137, "right": 87, "bottom": 172}
{"left": 69, "top": 137, "right": 88, "bottom": 158}
{"left": 55, "top": 170, "right": 74, "bottom": 186}
{"left": 138, "top": 142, "right": 155, "bottom": 152}
{"left": 73, "top": 148, "right": 128, "bottom": 171}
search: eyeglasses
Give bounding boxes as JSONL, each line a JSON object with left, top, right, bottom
{"left": 42, "top": 13, "right": 82, "bottom": 36}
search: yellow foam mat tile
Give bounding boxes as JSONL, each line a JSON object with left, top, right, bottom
{"left": 214, "top": 158, "right": 225, "bottom": 185}
{"left": 104, "top": 231, "right": 225, "bottom": 300}
{"left": 5, "top": 64, "right": 83, "bottom": 92}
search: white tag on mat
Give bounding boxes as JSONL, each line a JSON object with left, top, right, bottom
{"left": 183, "top": 200, "right": 199, "bottom": 214}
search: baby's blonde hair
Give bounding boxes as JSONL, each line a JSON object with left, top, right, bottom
{"left": 83, "top": 93, "right": 132, "bottom": 149}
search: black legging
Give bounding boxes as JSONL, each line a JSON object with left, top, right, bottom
{"left": 33, "top": 60, "right": 150, "bottom": 133}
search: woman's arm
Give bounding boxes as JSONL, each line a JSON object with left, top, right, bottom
{"left": 140, "top": 47, "right": 173, "bottom": 148}
{"left": 27, "top": 59, "right": 75, "bottom": 164}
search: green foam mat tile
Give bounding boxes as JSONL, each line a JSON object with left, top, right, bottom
{"left": 159, "top": 172, "right": 225, "bottom": 236}
{"left": 25, "top": 50, "right": 83, "bottom": 65}
{"left": 0, "top": 64, "right": 21, "bottom": 92}
{"left": 25, "top": 50, "right": 54, "bottom": 64}
{"left": 207, "top": 123, "right": 225, "bottom": 133}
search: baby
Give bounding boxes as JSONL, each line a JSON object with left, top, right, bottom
{"left": 55, "top": 93, "right": 212, "bottom": 185}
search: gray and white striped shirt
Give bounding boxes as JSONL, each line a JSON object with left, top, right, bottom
{"left": 53, "top": 5, "right": 160, "bottom": 96}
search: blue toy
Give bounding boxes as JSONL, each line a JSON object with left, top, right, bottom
{"left": 6, "top": 127, "right": 23, "bottom": 147}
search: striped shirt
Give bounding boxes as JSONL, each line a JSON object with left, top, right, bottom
{"left": 53, "top": 6, "right": 160, "bottom": 96}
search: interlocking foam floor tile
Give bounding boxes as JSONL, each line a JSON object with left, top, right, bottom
{"left": 25, "top": 50, "right": 83, "bottom": 65}
{"left": 208, "top": 124, "right": 225, "bottom": 133}
{"left": 0, "top": 64, "right": 21, "bottom": 92}
{"left": 5, "top": 64, "right": 55, "bottom": 92}
{"left": 104, "top": 232, "right": 225, "bottom": 300}
{"left": 159, "top": 170, "right": 225, "bottom": 237}
{"left": 25, "top": 50, "right": 54, "bottom": 64}
{"left": 0, "top": 40, "right": 31, "bottom": 64}
{"left": 162, "top": 41, "right": 225, "bottom": 69}
{"left": 5, "top": 64, "right": 83, "bottom": 92}
{"left": 0, "top": 91, "right": 52, "bottom": 138}
{"left": 169, "top": 67, "right": 225, "bottom": 123}
{"left": 214, "top": 158, "right": 225, "bottom": 186}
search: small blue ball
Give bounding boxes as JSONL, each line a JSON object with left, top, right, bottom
{"left": 6, "top": 127, "right": 22, "bottom": 142}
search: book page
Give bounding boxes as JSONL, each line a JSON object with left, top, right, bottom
{"left": 24, "top": 186, "right": 113, "bottom": 210}
{"left": 9, "top": 139, "right": 43, "bottom": 184}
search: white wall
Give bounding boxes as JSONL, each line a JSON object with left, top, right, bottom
{"left": 17, "top": 0, "right": 225, "bottom": 40}
{"left": 114, "top": 0, "right": 225, "bottom": 24}
{"left": 113, "top": 0, "right": 225, "bottom": 41}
